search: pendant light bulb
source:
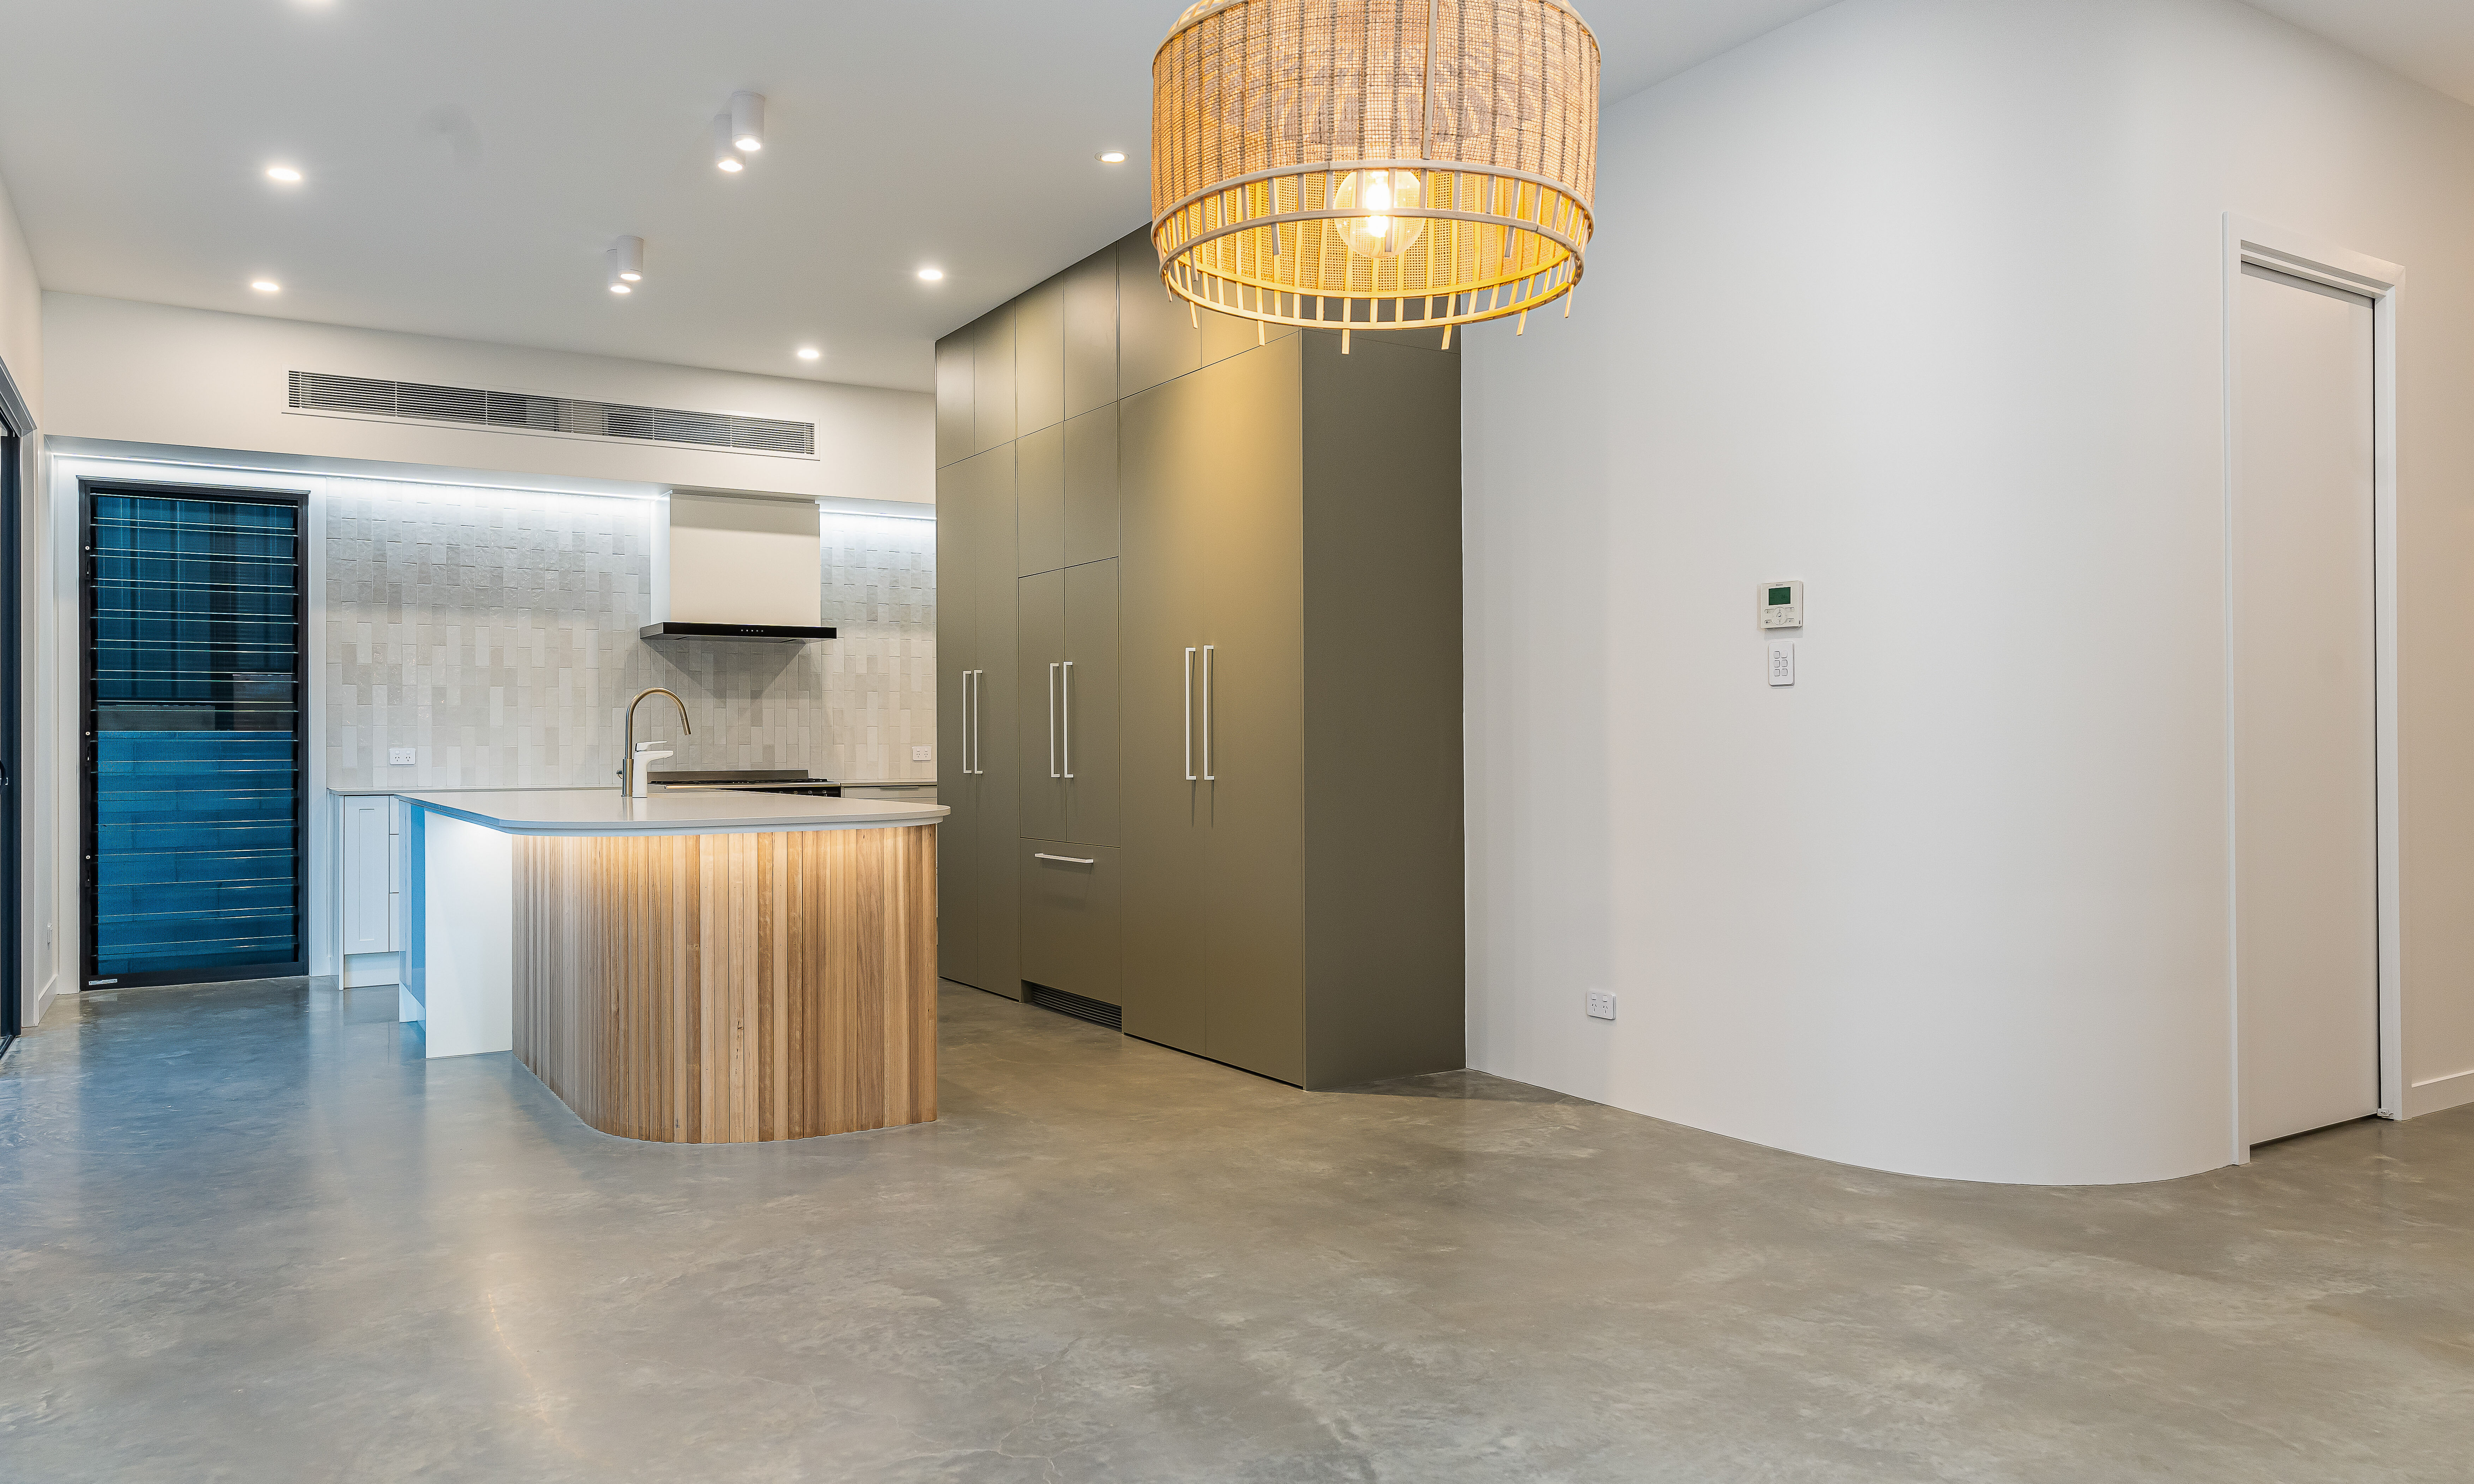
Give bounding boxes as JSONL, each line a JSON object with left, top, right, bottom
{"left": 1333, "top": 170, "right": 1422, "bottom": 259}
{"left": 612, "top": 235, "right": 644, "bottom": 282}
{"left": 729, "top": 91, "right": 765, "bottom": 153}
{"left": 713, "top": 115, "right": 745, "bottom": 173}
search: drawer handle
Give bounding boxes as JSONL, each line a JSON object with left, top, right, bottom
{"left": 1033, "top": 853, "right": 1096, "bottom": 865}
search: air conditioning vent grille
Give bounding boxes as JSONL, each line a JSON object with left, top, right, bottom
{"left": 287, "top": 371, "right": 816, "bottom": 456}
{"left": 1026, "top": 985, "right": 1122, "bottom": 1033}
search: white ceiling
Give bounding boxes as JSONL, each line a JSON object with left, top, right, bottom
{"left": 0, "top": 1, "right": 2462, "bottom": 394}
{"left": 0, "top": 0, "right": 1847, "bottom": 393}
{"left": 2242, "top": 0, "right": 2474, "bottom": 107}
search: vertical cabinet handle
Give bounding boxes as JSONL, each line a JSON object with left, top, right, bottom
{"left": 1048, "top": 662, "right": 1060, "bottom": 779}
{"left": 967, "top": 670, "right": 981, "bottom": 775}
{"left": 1061, "top": 660, "right": 1074, "bottom": 779}
{"left": 1183, "top": 647, "right": 1197, "bottom": 782}
{"left": 1202, "top": 644, "right": 1215, "bottom": 781}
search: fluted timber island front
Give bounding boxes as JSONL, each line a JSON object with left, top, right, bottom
{"left": 396, "top": 788, "right": 947, "bottom": 1143}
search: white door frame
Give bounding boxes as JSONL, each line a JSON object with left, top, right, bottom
{"left": 2221, "top": 214, "right": 2403, "bottom": 1163}
{"left": 43, "top": 451, "right": 330, "bottom": 1008}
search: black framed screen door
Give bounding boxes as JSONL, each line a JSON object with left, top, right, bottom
{"left": 83, "top": 482, "right": 306, "bottom": 989}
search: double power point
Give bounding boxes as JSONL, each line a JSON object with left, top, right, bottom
{"left": 1586, "top": 990, "right": 1617, "bottom": 1021}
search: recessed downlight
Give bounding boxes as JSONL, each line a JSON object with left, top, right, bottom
{"left": 265, "top": 166, "right": 303, "bottom": 183}
{"left": 796, "top": 347, "right": 821, "bottom": 360}
{"left": 916, "top": 267, "right": 944, "bottom": 281}
{"left": 251, "top": 280, "right": 281, "bottom": 293}
{"left": 1096, "top": 151, "right": 1127, "bottom": 164}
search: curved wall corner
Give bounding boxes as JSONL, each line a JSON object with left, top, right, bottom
{"left": 1462, "top": 0, "right": 2474, "bottom": 1184}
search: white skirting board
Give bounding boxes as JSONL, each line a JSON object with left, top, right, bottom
{"left": 2406, "top": 1068, "right": 2474, "bottom": 1119}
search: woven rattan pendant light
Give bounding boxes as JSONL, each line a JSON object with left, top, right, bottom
{"left": 1151, "top": 0, "right": 1598, "bottom": 349}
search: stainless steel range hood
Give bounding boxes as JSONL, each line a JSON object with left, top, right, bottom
{"left": 646, "top": 490, "right": 833, "bottom": 643}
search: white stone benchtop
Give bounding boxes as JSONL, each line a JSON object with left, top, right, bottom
{"left": 386, "top": 787, "right": 947, "bottom": 836}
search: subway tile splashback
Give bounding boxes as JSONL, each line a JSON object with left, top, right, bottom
{"left": 323, "top": 480, "right": 935, "bottom": 789}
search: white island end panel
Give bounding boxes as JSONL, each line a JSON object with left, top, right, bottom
{"left": 412, "top": 810, "right": 515, "bottom": 1059}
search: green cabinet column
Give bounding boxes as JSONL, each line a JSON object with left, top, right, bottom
{"left": 939, "top": 226, "right": 1462, "bottom": 1078}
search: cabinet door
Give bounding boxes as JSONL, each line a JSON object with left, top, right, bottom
{"left": 934, "top": 334, "right": 973, "bottom": 468}
{"left": 1120, "top": 344, "right": 1308, "bottom": 1080}
{"left": 1117, "top": 374, "right": 1225, "bottom": 1053}
{"left": 1016, "top": 423, "right": 1065, "bottom": 577}
{"left": 1063, "top": 559, "right": 1119, "bottom": 847}
{"left": 934, "top": 455, "right": 980, "bottom": 987}
{"left": 1015, "top": 277, "right": 1065, "bottom": 437}
{"left": 1017, "top": 569, "right": 1066, "bottom": 843}
{"left": 970, "top": 305, "right": 1016, "bottom": 455}
{"left": 1117, "top": 232, "right": 1200, "bottom": 398}
{"left": 1062, "top": 246, "right": 1118, "bottom": 421}
{"left": 1197, "top": 509, "right": 1307, "bottom": 1085}
{"left": 1062, "top": 404, "right": 1119, "bottom": 566}
{"left": 965, "top": 444, "right": 1023, "bottom": 999}
{"left": 342, "top": 795, "right": 391, "bottom": 955}
{"left": 1018, "top": 840, "right": 1122, "bottom": 1005}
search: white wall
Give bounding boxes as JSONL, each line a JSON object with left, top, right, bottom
{"left": 41, "top": 293, "right": 931, "bottom": 505}
{"left": 0, "top": 169, "right": 50, "bottom": 1031}
{"left": 0, "top": 172, "right": 37, "bottom": 408}
{"left": 1463, "top": 0, "right": 2474, "bottom": 1183}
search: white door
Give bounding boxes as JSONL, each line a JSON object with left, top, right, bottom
{"left": 2233, "top": 262, "right": 2379, "bottom": 1147}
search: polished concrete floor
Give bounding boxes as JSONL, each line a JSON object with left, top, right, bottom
{"left": 2, "top": 979, "right": 2468, "bottom": 1482}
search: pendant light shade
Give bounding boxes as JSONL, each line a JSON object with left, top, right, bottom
{"left": 1151, "top": 0, "right": 1598, "bottom": 343}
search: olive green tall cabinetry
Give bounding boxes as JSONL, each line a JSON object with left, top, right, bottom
{"left": 936, "top": 228, "right": 1463, "bottom": 1090}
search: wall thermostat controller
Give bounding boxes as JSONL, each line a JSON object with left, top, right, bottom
{"left": 1759, "top": 580, "right": 1803, "bottom": 630}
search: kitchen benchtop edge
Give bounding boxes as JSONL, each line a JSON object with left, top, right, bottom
{"left": 361, "top": 788, "right": 948, "bottom": 836}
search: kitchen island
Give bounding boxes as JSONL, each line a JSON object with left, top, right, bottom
{"left": 393, "top": 788, "right": 946, "bottom": 1143}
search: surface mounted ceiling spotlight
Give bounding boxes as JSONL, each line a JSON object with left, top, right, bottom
{"left": 605, "top": 249, "right": 634, "bottom": 294}
{"left": 729, "top": 91, "right": 766, "bottom": 153}
{"left": 1150, "top": 0, "right": 1598, "bottom": 348}
{"left": 265, "top": 166, "right": 303, "bottom": 183}
{"left": 611, "top": 235, "right": 644, "bottom": 281}
{"left": 251, "top": 280, "right": 281, "bottom": 293}
{"left": 916, "top": 267, "right": 943, "bottom": 281}
{"left": 1097, "top": 151, "right": 1127, "bottom": 164}
{"left": 713, "top": 115, "right": 744, "bottom": 172}
{"left": 796, "top": 347, "right": 821, "bottom": 360}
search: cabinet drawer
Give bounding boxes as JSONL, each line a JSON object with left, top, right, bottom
{"left": 342, "top": 797, "right": 392, "bottom": 955}
{"left": 1018, "top": 840, "right": 1120, "bottom": 1009}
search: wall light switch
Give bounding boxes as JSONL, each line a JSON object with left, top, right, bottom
{"left": 388, "top": 747, "right": 416, "bottom": 766}
{"left": 1767, "top": 641, "right": 1796, "bottom": 687}
{"left": 1586, "top": 990, "right": 1617, "bottom": 1021}
{"left": 912, "top": 745, "right": 932, "bottom": 761}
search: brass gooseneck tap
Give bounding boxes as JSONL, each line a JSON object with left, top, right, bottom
{"left": 620, "top": 688, "right": 693, "bottom": 798}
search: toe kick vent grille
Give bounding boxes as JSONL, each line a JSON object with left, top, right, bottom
{"left": 1026, "top": 985, "right": 1122, "bottom": 1032}
{"left": 287, "top": 372, "right": 816, "bottom": 455}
